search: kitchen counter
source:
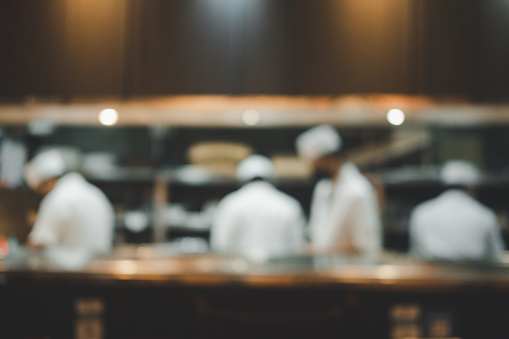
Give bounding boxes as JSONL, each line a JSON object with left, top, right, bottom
{"left": 3, "top": 246, "right": 509, "bottom": 339}
{"left": 2, "top": 245, "right": 509, "bottom": 291}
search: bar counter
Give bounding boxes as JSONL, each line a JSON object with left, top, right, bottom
{"left": 2, "top": 248, "right": 509, "bottom": 291}
{"left": 2, "top": 246, "right": 509, "bottom": 339}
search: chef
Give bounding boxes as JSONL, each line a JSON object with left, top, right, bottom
{"left": 409, "top": 160, "right": 505, "bottom": 261}
{"left": 25, "top": 149, "right": 115, "bottom": 254}
{"left": 211, "top": 155, "right": 306, "bottom": 259}
{"left": 296, "top": 125, "right": 382, "bottom": 257}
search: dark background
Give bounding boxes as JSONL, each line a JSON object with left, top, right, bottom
{"left": 1, "top": 0, "right": 509, "bottom": 101}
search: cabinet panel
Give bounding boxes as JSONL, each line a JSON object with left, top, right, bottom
{"left": 128, "top": 0, "right": 293, "bottom": 95}
{"left": 0, "top": 1, "right": 66, "bottom": 98}
{"left": 0, "top": 0, "right": 126, "bottom": 98}
{"left": 240, "top": 1, "right": 294, "bottom": 94}
{"left": 293, "top": 0, "right": 412, "bottom": 95}
{"left": 62, "top": 0, "right": 126, "bottom": 96}
{"left": 128, "top": 1, "right": 231, "bottom": 95}
{"left": 478, "top": 0, "right": 509, "bottom": 102}
{"left": 408, "top": 0, "right": 475, "bottom": 96}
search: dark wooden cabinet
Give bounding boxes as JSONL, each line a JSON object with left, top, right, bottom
{"left": 0, "top": 1, "right": 508, "bottom": 100}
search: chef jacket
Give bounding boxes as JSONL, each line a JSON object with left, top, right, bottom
{"left": 28, "top": 172, "right": 115, "bottom": 253}
{"left": 409, "top": 189, "right": 505, "bottom": 261}
{"left": 211, "top": 181, "right": 305, "bottom": 258}
{"left": 309, "top": 162, "right": 382, "bottom": 257}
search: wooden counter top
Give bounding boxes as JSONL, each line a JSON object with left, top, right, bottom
{"left": 3, "top": 247, "right": 509, "bottom": 291}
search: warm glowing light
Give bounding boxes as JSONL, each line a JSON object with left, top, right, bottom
{"left": 99, "top": 109, "right": 118, "bottom": 126}
{"left": 376, "top": 265, "right": 399, "bottom": 279}
{"left": 115, "top": 260, "right": 138, "bottom": 275}
{"left": 387, "top": 109, "right": 405, "bottom": 126}
{"left": 242, "top": 109, "right": 261, "bottom": 126}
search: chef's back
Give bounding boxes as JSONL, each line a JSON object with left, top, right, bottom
{"left": 211, "top": 155, "right": 305, "bottom": 259}
{"left": 409, "top": 160, "right": 505, "bottom": 261}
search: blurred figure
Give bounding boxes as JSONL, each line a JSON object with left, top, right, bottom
{"left": 211, "top": 155, "right": 305, "bottom": 259}
{"left": 409, "top": 160, "right": 505, "bottom": 261}
{"left": 296, "top": 125, "right": 382, "bottom": 257}
{"left": 25, "top": 149, "right": 115, "bottom": 254}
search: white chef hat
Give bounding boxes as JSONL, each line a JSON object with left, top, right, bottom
{"left": 440, "top": 160, "right": 480, "bottom": 187}
{"left": 236, "top": 155, "right": 276, "bottom": 182}
{"left": 295, "top": 124, "right": 342, "bottom": 161}
{"left": 25, "top": 149, "right": 67, "bottom": 190}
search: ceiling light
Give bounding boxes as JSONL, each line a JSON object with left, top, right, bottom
{"left": 99, "top": 109, "right": 118, "bottom": 126}
{"left": 387, "top": 109, "right": 405, "bottom": 126}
